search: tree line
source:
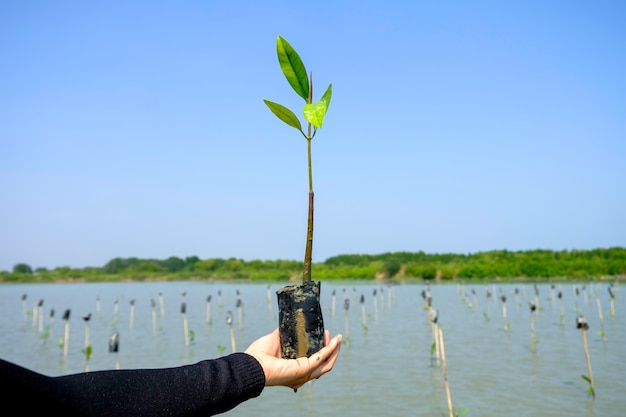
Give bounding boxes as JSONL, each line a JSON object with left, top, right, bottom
{"left": 3, "top": 247, "right": 625, "bottom": 283}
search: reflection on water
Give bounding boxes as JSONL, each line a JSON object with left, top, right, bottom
{"left": 1, "top": 280, "right": 623, "bottom": 416}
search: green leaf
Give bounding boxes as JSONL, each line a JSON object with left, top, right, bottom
{"left": 456, "top": 408, "right": 470, "bottom": 416}
{"left": 581, "top": 374, "right": 591, "bottom": 383}
{"left": 303, "top": 101, "right": 328, "bottom": 128}
{"left": 264, "top": 100, "right": 303, "bottom": 131}
{"left": 430, "top": 342, "right": 436, "bottom": 355}
{"left": 320, "top": 83, "right": 332, "bottom": 108}
{"left": 276, "top": 36, "right": 309, "bottom": 101}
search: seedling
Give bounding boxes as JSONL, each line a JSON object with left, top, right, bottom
{"left": 151, "top": 298, "right": 157, "bottom": 337}
{"left": 596, "top": 298, "right": 607, "bottom": 341}
{"left": 265, "top": 36, "right": 332, "bottom": 360}
{"left": 181, "top": 302, "right": 189, "bottom": 347}
{"left": 576, "top": 315, "right": 595, "bottom": 398}
{"left": 109, "top": 331, "right": 120, "bottom": 369}
{"left": 206, "top": 295, "right": 212, "bottom": 325}
{"left": 529, "top": 302, "right": 537, "bottom": 353}
{"left": 608, "top": 286, "right": 615, "bottom": 317}
{"left": 129, "top": 299, "right": 135, "bottom": 330}
{"left": 360, "top": 294, "right": 368, "bottom": 331}
{"left": 62, "top": 309, "right": 71, "bottom": 360}
{"left": 226, "top": 311, "right": 236, "bottom": 352}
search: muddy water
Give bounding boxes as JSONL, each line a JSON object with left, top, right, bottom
{"left": 1, "top": 280, "right": 623, "bottom": 416}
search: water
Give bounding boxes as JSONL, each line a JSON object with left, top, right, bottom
{"left": 0, "top": 280, "right": 623, "bottom": 416}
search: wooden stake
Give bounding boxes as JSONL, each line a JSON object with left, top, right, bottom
{"left": 227, "top": 311, "right": 236, "bottom": 352}
{"left": 151, "top": 298, "right": 157, "bottom": 337}
{"left": 62, "top": 309, "right": 71, "bottom": 361}
{"left": 577, "top": 316, "right": 595, "bottom": 398}
{"left": 181, "top": 302, "right": 189, "bottom": 347}
{"left": 438, "top": 326, "right": 454, "bottom": 417}
{"left": 596, "top": 298, "right": 606, "bottom": 341}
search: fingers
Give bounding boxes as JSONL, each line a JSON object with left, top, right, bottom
{"left": 308, "top": 333, "right": 342, "bottom": 380}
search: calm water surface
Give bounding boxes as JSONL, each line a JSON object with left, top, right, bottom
{"left": 1, "top": 280, "right": 623, "bottom": 416}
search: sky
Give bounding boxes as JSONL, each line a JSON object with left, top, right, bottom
{"left": 1, "top": 1, "right": 625, "bottom": 272}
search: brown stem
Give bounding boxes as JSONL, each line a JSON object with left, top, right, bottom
{"left": 303, "top": 191, "right": 314, "bottom": 283}
{"left": 302, "top": 72, "right": 314, "bottom": 284}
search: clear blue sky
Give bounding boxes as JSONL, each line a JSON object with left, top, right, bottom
{"left": 1, "top": 1, "right": 625, "bottom": 272}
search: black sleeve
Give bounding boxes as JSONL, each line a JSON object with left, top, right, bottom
{"left": 1, "top": 353, "right": 265, "bottom": 417}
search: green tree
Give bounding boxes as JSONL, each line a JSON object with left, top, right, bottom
{"left": 13, "top": 263, "right": 33, "bottom": 274}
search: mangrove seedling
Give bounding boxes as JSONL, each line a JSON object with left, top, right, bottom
{"left": 82, "top": 313, "right": 92, "bottom": 372}
{"left": 206, "top": 295, "right": 212, "bottom": 325}
{"left": 596, "top": 298, "right": 607, "bottom": 341}
{"left": 236, "top": 298, "right": 243, "bottom": 331}
{"left": 181, "top": 302, "right": 189, "bottom": 347}
{"left": 576, "top": 315, "right": 595, "bottom": 398}
{"left": 500, "top": 294, "right": 509, "bottom": 331}
{"left": 62, "top": 309, "right": 71, "bottom": 360}
{"left": 226, "top": 311, "right": 236, "bottom": 353}
{"left": 109, "top": 331, "right": 120, "bottom": 370}
{"left": 37, "top": 299, "right": 44, "bottom": 334}
{"left": 373, "top": 288, "right": 378, "bottom": 321}
{"left": 558, "top": 290, "right": 564, "bottom": 325}
{"left": 264, "top": 35, "right": 332, "bottom": 360}
{"left": 22, "top": 293, "right": 28, "bottom": 321}
{"left": 129, "top": 299, "right": 135, "bottom": 330}
{"left": 529, "top": 302, "right": 537, "bottom": 353}
{"left": 360, "top": 294, "right": 367, "bottom": 331}
{"left": 151, "top": 298, "right": 157, "bottom": 337}
{"left": 608, "top": 285, "right": 615, "bottom": 317}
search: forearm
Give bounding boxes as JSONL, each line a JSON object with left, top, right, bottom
{"left": 2, "top": 353, "right": 265, "bottom": 417}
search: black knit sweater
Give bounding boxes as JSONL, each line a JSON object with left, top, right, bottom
{"left": 1, "top": 353, "right": 265, "bottom": 416}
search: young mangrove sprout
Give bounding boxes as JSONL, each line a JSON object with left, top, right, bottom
{"left": 22, "top": 293, "right": 28, "bottom": 321}
{"left": 226, "top": 311, "right": 236, "bottom": 353}
{"left": 62, "top": 309, "right": 71, "bottom": 361}
{"left": 113, "top": 297, "right": 119, "bottom": 325}
{"left": 373, "top": 288, "right": 378, "bottom": 321}
{"left": 206, "top": 295, "right": 212, "bottom": 325}
{"left": 360, "top": 294, "right": 367, "bottom": 331}
{"left": 48, "top": 308, "right": 55, "bottom": 340}
{"left": 529, "top": 302, "right": 537, "bottom": 353}
{"left": 159, "top": 292, "right": 165, "bottom": 317}
{"left": 82, "top": 313, "right": 92, "bottom": 372}
{"left": 558, "top": 290, "right": 564, "bottom": 325}
{"left": 129, "top": 299, "right": 135, "bottom": 330}
{"left": 344, "top": 298, "right": 350, "bottom": 349}
{"left": 264, "top": 35, "right": 332, "bottom": 286}
{"left": 500, "top": 294, "right": 509, "bottom": 331}
{"left": 596, "top": 298, "right": 607, "bottom": 341}
{"left": 236, "top": 298, "right": 243, "bottom": 331}
{"left": 109, "top": 331, "right": 120, "bottom": 370}
{"left": 37, "top": 299, "right": 44, "bottom": 334}
{"left": 181, "top": 302, "right": 189, "bottom": 347}
{"left": 576, "top": 315, "right": 595, "bottom": 398}
{"left": 151, "top": 298, "right": 157, "bottom": 337}
{"left": 437, "top": 325, "right": 455, "bottom": 417}
{"left": 429, "top": 308, "right": 440, "bottom": 367}
{"left": 608, "top": 286, "right": 615, "bottom": 317}
{"left": 265, "top": 35, "right": 331, "bottom": 360}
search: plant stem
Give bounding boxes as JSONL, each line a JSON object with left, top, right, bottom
{"left": 438, "top": 326, "right": 454, "bottom": 417}
{"left": 302, "top": 73, "right": 314, "bottom": 284}
{"left": 582, "top": 328, "right": 595, "bottom": 398}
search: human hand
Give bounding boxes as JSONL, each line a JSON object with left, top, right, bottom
{"left": 244, "top": 328, "right": 342, "bottom": 391}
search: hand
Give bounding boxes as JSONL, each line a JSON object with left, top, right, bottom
{"left": 245, "top": 328, "right": 342, "bottom": 391}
